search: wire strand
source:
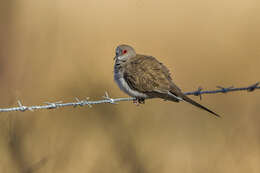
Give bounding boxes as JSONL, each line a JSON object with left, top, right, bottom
{"left": 0, "top": 82, "right": 259, "bottom": 112}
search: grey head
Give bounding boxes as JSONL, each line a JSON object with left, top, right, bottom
{"left": 114, "top": 44, "right": 136, "bottom": 61}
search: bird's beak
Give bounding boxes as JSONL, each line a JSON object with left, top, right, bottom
{"left": 114, "top": 55, "right": 117, "bottom": 60}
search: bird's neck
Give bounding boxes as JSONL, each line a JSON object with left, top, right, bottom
{"left": 114, "top": 59, "right": 125, "bottom": 74}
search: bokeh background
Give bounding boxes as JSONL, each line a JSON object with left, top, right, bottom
{"left": 0, "top": 0, "right": 260, "bottom": 172}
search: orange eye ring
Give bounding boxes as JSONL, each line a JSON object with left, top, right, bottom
{"left": 123, "top": 50, "right": 127, "bottom": 54}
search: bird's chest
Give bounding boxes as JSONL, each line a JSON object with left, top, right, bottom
{"left": 114, "top": 65, "right": 147, "bottom": 98}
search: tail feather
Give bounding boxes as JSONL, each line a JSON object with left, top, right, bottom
{"left": 170, "top": 91, "right": 221, "bottom": 118}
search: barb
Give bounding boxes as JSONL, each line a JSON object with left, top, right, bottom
{"left": 193, "top": 86, "right": 203, "bottom": 100}
{"left": 0, "top": 82, "right": 259, "bottom": 112}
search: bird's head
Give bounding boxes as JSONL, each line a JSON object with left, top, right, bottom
{"left": 114, "top": 44, "right": 136, "bottom": 61}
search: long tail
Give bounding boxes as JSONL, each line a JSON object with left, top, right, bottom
{"left": 170, "top": 91, "right": 221, "bottom": 118}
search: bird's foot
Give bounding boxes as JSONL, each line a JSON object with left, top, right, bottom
{"left": 133, "top": 98, "right": 145, "bottom": 106}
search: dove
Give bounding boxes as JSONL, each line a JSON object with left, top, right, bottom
{"left": 114, "top": 44, "right": 220, "bottom": 117}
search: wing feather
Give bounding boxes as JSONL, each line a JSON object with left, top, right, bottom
{"left": 123, "top": 54, "right": 180, "bottom": 101}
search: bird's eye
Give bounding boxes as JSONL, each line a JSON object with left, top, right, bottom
{"left": 123, "top": 50, "right": 127, "bottom": 54}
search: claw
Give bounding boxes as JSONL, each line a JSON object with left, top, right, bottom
{"left": 133, "top": 99, "right": 140, "bottom": 106}
{"left": 133, "top": 98, "right": 145, "bottom": 106}
{"left": 138, "top": 98, "right": 145, "bottom": 104}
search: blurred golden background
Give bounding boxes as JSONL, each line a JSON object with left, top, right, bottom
{"left": 0, "top": 0, "right": 260, "bottom": 172}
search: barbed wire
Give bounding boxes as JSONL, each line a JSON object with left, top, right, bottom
{"left": 0, "top": 82, "right": 259, "bottom": 113}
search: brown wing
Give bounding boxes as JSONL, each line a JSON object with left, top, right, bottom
{"left": 123, "top": 54, "right": 181, "bottom": 100}
{"left": 123, "top": 54, "right": 220, "bottom": 117}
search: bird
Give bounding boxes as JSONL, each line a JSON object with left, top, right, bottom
{"left": 113, "top": 44, "right": 220, "bottom": 117}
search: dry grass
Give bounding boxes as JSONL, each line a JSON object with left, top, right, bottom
{"left": 0, "top": 0, "right": 260, "bottom": 172}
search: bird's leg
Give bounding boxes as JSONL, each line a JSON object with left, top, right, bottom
{"left": 133, "top": 98, "right": 145, "bottom": 106}
{"left": 133, "top": 99, "right": 139, "bottom": 106}
{"left": 138, "top": 98, "right": 145, "bottom": 104}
